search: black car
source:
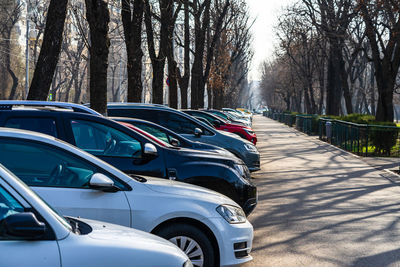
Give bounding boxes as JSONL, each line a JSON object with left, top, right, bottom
{"left": 0, "top": 105, "right": 257, "bottom": 214}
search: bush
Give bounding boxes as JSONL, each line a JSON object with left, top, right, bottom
{"left": 368, "top": 121, "right": 398, "bottom": 156}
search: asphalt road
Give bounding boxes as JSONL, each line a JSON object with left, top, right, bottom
{"left": 244, "top": 115, "right": 400, "bottom": 267}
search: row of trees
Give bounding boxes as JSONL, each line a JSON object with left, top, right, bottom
{"left": 0, "top": 0, "right": 253, "bottom": 114}
{"left": 261, "top": 0, "right": 400, "bottom": 122}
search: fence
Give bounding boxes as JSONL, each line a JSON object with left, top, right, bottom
{"left": 319, "top": 118, "right": 400, "bottom": 157}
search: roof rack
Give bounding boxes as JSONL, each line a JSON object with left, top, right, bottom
{"left": 0, "top": 101, "right": 101, "bottom": 116}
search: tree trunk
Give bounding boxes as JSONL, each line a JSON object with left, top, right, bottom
{"left": 340, "top": 55, "right": 353, "bottom": 114}
{"left": 27, "top": 0, "right": 68, "bottom": 100}
{"left": 326, "top": 45, "right": 342, "bottom": 115}
{"left": 122, "top": 0, "right": 144, "bottom": 103}
{"left": 177, "top": 0, "right": 190, "bottom": 109}
{"left": 168, "top": 58, "right": 178, "bottom": 108}
{"left": 190, "top": 0, "right": 211, "bottom": 109}
{"left": 85, "top": 0, "right": 110, "bottom": 115}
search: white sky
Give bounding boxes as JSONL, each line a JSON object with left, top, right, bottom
{"left": 247, "top": 0, "right": 295, "bottom": 81}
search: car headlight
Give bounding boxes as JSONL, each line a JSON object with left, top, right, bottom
{"left": 216, "top": 205, "right": 246, "bottom": 224}
{"left": 234, "top": 164, "right": 246, "bottom": 177}
{"left": 244, "top": 143, "right": 257, "bottom": 152}
{"left": 183, "top": 260, "right": 193, "bottom": 267}
{"left": 243, "top": 128, "right": 255, "bottom": 135}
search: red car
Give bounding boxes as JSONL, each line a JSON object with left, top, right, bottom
{"left": 183, "top": 110, "right": 257, "bottom": 145}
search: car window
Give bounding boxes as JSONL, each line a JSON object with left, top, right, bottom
{"left": 194, "top": 112, "right": 222, "bottom": 126}
{"left": 0, "top": 139, "right": 126, "bottom": 190}
{"left": 134, "top": 124, "right": 170, "bottom": 144}
{"left": 0, "top": 185, "right": 24, "bottom": 222}
{"left": 4, "top": 117, "right": 58, "bottom": 137}
{"left": 0, "top": 185, "right": 26, "bottom": 240}
{"left": 70, "top": 120, "right": 142, "bottom": 158}
{"left": 108, "top": 108, "right": 156, "bottom": 121}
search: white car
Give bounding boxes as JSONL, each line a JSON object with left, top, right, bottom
{"left": 0, "top": 128, "right": 253, "bottom": 267}
{"left": 0, "top": 164, "right": 191, "bottom": 267}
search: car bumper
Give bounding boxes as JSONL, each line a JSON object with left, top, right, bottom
{"left": 242, "top": 151, "right": 260, "bottom": 172}
{"left": 203, "top": 218, "right": 253, "bottom": 267}
{"left": 236, "top": 181, "right": 257, "bottom": 216}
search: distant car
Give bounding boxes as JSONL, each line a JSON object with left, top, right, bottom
{"left": 0, "top": 108, "right": 257, "bottom": 215}
{"left": 203, "top": 109, "right": 249, "bottom": 127}
{"left": 0, "top": 163, "right": 191, "bottom": 267}
{"left": 183, "top": 110, "right": 257, "bottom": 145}
{"left": 107, "top": 103, "right": 261, "bottom": 172}
{"left": 0, "top": 128, "right": 254, "bottom": 266}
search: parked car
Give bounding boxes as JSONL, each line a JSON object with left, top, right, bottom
{"left": 110, "top": 117, "right": 233, "bottom": 156}
{"left": 182, "top": 110, "right": 257, "bottom": 145}
{"left": 203, "top": 109, "right": 249, "bottom": 127}
{"left": 106, "top": 103, "right": 261, "bottom": 172}
{"left": 0, "top": 107, "right": 257, "bottom": 214}
{"left": 0, "top": 128, "right": 253, "bottom": 266}
{"left": 222, "top": 108, "right": 252, "bottom": 122}
{"left": 0, "top": 163, "right": 191, "bottom": 267}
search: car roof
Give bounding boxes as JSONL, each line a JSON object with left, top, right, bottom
{"left": 106, "top": 105, "right": 217, "bottom": 134}
{"left": 0, "top": 101, "right": 101, "bottom": 116}
{"left": 107, "top": 102, "right": 172, "bottom": 109}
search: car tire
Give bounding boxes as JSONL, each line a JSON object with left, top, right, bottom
{"left": 156, "top": 223, "right": 216, "bottom": 267}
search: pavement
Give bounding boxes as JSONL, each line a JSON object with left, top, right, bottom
{"left": 243, "top": 115, "right": 400, "bottom": 267}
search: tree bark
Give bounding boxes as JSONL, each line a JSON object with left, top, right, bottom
{"left": 122, "top": 0, "right": 144, "bottom": 103}
{"left": 85, "top": 0, "right": 110, "bottom": 115}
{"left": 27, "top": 0, "right": 68, "bottom": 100}
{"left": 177, "top": 0, "right": 190, "bottom": 108}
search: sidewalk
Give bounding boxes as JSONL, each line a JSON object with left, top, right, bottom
{"left": 245, "top": 115, "right": 400, "bottom": 267}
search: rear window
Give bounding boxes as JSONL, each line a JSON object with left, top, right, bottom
{"left": 5, "top": 117, "right": 58, "bottom": 137}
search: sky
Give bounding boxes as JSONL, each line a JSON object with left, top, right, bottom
{"left": 247, "top": 0, "right": 295, "bottom": 81}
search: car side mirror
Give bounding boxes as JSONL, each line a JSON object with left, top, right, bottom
{"left": 2, "top": 212, "right": 46, "bottom": 240}
{"left": 143, "top": 143, "right": 158, "bottom": 157}
{"left": 170, "top": 138, "right": 180, "bottom": 147}
{"left": 89, "top": 173, "right": 119, "bottom": 192}
{"left": 194, "top": 128, "right": 203, "bottom": 137}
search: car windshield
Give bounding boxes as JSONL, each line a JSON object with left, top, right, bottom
{"left": 1, "top": 164, "right": 73, "bottom": 232}
{"left": 119, "top": 122, "right": 175, "bottom": 148}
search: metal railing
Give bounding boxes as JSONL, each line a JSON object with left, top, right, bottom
{"left": 319, "top": 118, "right": 400, "bottom": 157}
{"left": 296, "top": 115, "right": 318, "bottom": 135}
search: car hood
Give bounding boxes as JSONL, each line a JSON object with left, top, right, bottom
{"left": 78, "top": 217, "right": 186, "bottom": 257}
{"left": 143, "top": 177, "right": 237, "bottom": 206}
{"left": 171, "top": 146, "right": 242, "bottom": 164}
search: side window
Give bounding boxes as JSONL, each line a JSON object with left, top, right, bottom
{"left": 0, "top": 186, "right": 24, "bottom": 223}
{"left": 158, "top": 113, "right": 197, "bottom": 134}
{"left": 108, "top": 108, "right": 156, "bottom": 122}
{"left": 70, "top": 120, "right": 142, "bottom": 158}
{"left": 135, "top": 124, "right": 170, "bottom": 143}
{"left": 0, "top": 139, "right": 126, "bottom": 190}
{"left": 4, "top": 117, "right": 58, "bottom": 137}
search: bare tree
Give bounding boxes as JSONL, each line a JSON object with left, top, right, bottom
{"left": 85, "top": 0, "right": 110, "bottom": 114}
{"left": 0, "top": 0, "right": 22, "bottom": 100}
{"left": 358, "top": 1, "right": 400, "bottom": 122}
{"left": 27, "top": 0, "right": 68, "bottom": 100}
{"left": 122, "top": 0, "right": 144, "bottom": 102}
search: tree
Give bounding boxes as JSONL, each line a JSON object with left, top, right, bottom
{"left": 358, "top": 1, "right": 400, "bottom": 122}
{"left": 85, "top": 0, "right": 110, "bottom": 114}
{"left": 122, "top": 0, "right": 144, "bottom": 102}
{"left": 302, "top": 0, "right": 356, "bottom": 115}
{"left": 0, "top": 0, "right": 22, "bottom": 100}
{"left": 27, "top": 0, "right": 68, "bottom": 100}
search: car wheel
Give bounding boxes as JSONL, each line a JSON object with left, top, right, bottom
{"left": 156, "top": 223, "right": 215, "bottom": 267}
